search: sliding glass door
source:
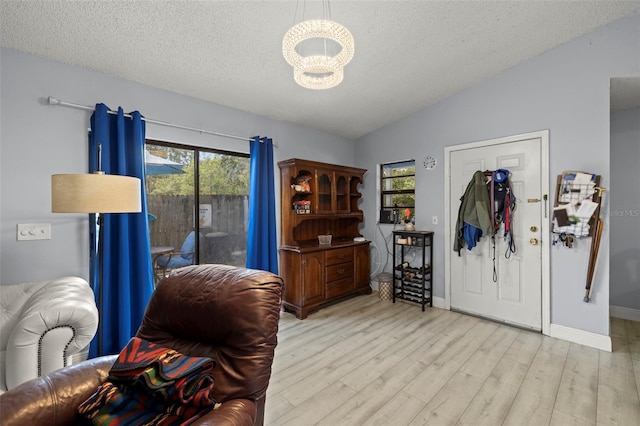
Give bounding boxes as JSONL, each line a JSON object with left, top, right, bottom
{"left": 197, "top": 149, "right": 250, "bottom": 266}
{"left": 145, "top": 141, "right": 249, "bottom": 277}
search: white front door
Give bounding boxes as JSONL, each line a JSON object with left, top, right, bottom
{"left": 448, "top": 135, "right": 545, "bottom": 330}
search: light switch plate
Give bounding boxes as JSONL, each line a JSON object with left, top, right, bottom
{"left": 17, "top": 223, "right": 51, "bottom": 241}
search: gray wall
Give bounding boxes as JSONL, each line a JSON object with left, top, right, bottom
{"left": 610, "top": 107, "right": 640, "bottom": 311}
{"left": 355, "top": 13, "right": 640, "bottom": 336}
{"left": 2, "top": 14, "right": 638, "bottom": 338}
{"left": 0, "top": 47, "right": 354, "bottom": 285}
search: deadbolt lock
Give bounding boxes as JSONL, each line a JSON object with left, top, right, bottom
{"left": 530, "top": 238, "right": 539, "bottom": 245}
{"left": 530, "top": 226, "right": 538, "bottom": 232}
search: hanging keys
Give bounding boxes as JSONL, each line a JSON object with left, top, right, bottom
{"left": 566, "top": 235, "right": 574, "bottom": 248}
{"left": 554, "top": 233, "right": 575, "bottom": 248}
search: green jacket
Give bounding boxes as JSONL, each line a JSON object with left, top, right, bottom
{"left": 454, "top": 170, "right": 493, "bottom": 254}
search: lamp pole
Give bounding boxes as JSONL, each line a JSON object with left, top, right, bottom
{"left": 96, "top": 212, "right": 105, "bottom": 355}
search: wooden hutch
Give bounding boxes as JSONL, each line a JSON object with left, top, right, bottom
{"left": 278, "top": 158, "right": 371, "bottom": 319}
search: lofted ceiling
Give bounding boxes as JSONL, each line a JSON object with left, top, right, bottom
{"left": 1, "top": 1, "right": 639, "bottom": 140}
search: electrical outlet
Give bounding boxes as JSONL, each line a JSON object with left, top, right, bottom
{"left": 432, "top": 216, "right": 438, "bottom": 225}
{"left": 17, "top": 223, "right": 51, "bottom": 241}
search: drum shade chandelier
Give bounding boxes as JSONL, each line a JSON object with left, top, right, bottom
{"left": 282, "top": 1, "right": 354, "bottom": 90}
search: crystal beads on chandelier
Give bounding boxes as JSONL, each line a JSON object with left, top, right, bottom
{"left": 282, "top": 19, "right": 354, "bottom": 90}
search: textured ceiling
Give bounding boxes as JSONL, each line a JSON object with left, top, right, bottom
{"left": 2, "top": 1, "right": 639, "bottom": 140}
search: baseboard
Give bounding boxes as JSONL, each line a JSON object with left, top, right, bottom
{"left": 432, "top": 296, "right": 446, "bottom": 309}
{"left": 549, "top": 323, "right": 612, "bottom": 352}
{"left": 422, "top": 298, "right": 612, "bottom": 351}
{"left": 610, "top": 305, "right": 640, "bottom": 322}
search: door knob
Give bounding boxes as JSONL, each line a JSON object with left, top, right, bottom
{"left": 530, "top": 226, "right": 538, "bottom": 232}
{"left": 530, "top": 238, "right": 539, "bottom": 245}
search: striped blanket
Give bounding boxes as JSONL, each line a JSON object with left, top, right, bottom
{"left": 78, "top": 337, "right": 216, "bottom": 425}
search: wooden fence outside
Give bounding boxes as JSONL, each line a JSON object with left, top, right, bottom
{"left": 148, "top": 194, "right": 247, "bottom": 265}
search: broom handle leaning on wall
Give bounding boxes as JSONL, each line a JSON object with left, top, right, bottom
{"left": 583, "top": 185, "right": 605, "bottom": 303}
{"left": 584, "top": 217, "right": 604, "bottom": 303}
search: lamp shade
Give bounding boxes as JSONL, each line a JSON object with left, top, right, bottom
{"left": 52, "top": 173, "right": 141, "bottom": 213}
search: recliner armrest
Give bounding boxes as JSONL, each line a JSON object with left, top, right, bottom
{"left": 196, "top": 398, "right": 257, "bottom": 426}
{"left": 0, "top": 356, "right": 258, "bottom": 426}
{"left": 0, "top": 355, "right": 116, "bottom": 426}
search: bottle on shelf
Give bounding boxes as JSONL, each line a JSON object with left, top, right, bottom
{"left": 395, "top": 261, "right": 410, "bottom": 270}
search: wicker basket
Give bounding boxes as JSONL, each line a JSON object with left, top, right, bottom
{"left": 377, "top": 272, "right": 393, "bottom": 301}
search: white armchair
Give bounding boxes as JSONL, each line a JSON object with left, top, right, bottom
{"left": 0, "top": 276, "right": 99, "bottom": 393}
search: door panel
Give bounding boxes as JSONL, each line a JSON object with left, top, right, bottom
{"left": 450, "top": 137, "right": 542, "bottom": 330}
{"left": 462, "top": 252, "right": 484, "bottom": 294}
{"left": 302, "top": 252, "right": 324, "bottom": 305}
{"left": 316, "top": 169, "right": 334, "bottom": 214}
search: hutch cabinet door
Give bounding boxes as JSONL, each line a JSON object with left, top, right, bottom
{"left": 349, "top": 174, "right": 363, "bottom": 213}
{"left": 302, "top": 251, "right": 325, "bottom": 305}
{"left": 315, "top": 169, "right": 334, "bottom": 214}
{"left": 335, "top": 172, "right": 350, "bottom": 213}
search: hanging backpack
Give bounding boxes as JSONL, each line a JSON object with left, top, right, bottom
{"left": 490, "top": 169, "right": 509, "bottom": 230}
{"left": 487, "top": 169, "right": 517, "bottom": 281}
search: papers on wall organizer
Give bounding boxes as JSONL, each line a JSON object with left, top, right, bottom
{"left": 559, "top": 180, "right": 596, "bottom": 204}
{"left": 553, "top": 205, "right": 572, "bottom": 227}
{"left": 576, "top": 200, "right": 598, "bottom": 219}
{"left": 573, "top": 172, "right": 594, "bottom": 185}
{"left": 552, "top": 203, "right": 591, "bottom": 237}
{"left": 553, "top": 171, "right": 602, "bottom": 240}
{"left": 554, "top": 223, "right": 591, "bottom": 237}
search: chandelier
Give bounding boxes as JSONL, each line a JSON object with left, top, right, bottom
{"left": 282, "top": 2, "right": 354, "bottom": 90}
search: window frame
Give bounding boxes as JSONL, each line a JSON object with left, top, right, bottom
{"left": 145, "top": 139, "right": 249, "bottom": 265}
{"left": 380, "top": 159, "right": 416, "bottom": 223}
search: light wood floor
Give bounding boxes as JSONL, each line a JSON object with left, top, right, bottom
{"left": 265, "top": 294, "right": 640, "bottom": 426}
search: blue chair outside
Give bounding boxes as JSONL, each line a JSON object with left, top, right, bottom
{"left": 155, "top": 231, "right": 198, "bottom": 279}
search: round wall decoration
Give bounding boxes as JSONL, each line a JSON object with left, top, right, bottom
{"left": 423, "top": 155, "right": 437, "bottom": 170}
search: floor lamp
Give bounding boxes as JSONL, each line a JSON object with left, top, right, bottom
{"left": 51, "top": 151, "right": 141, "bottom": 355}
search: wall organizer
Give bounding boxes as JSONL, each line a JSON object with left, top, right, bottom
{"left": 552, "top": 171, "right": 606, "bottom": 302}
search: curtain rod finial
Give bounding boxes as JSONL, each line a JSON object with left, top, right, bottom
{"left": 48, "top": 96, "right": 60, "bottom": 105}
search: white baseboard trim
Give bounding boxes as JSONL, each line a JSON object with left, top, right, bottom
{"left": 610, "top": 305, "right": 640, "bottom": 322}
{"left": 549, "top": 323, "right": 611, "bottom": 352}
{"left": 432, "top": 296, "right": 446, "bottom": 309}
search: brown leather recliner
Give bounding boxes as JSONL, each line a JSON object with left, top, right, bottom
{"left": 0, "top": 264, "right": 284, "bottom": 426}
